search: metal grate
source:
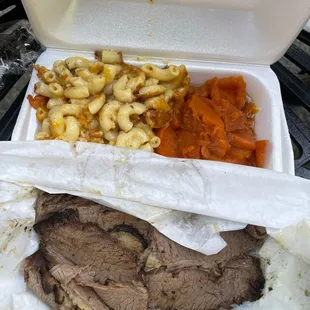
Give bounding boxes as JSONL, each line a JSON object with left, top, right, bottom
{"left": 271, "top": 30, "right": 310, "bottom": 179}
{"left": 0, "top": 1, "right": 40, "bottom": 139}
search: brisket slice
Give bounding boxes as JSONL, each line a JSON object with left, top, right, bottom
{"left": 42, "top": 246, "right": 147, "bottom": 310}
{"left": 147, "top": 256, "right": 264, "bottom": 310}
{"left": 36, "top": 192, "right": 150, "bottom": 238}
{"left": 144, "top": 226, "right": 265, "bottom": 274}
{"left": 84, "top": 281, "right": 148, "bottom": 310}
{"left": 35, "top": 194, "right": 110, "bottom": 223}
{"left": 24, "top": 252, "right": 76, "bottom": 310}
{"left": 49, "top": 264, "right": 110, "bottom": 310}
{"left": 35, "top": 216, "right": 140, "bottom": 284}
{"left": 25, "top": 193, "right": 266, "bottom": 310}
{"left": 36, "top": 193, "right": 149, "bottom": 254}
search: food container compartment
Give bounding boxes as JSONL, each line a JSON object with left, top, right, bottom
{"left": 13, "top": 0, "right": 307, "bottom": 175}
{"left": 12, "top": 49, "right": 290, "bottom": 172}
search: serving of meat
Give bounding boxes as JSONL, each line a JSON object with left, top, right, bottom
{"left": 24, "top": 193, "right": 266, "bottom": 310}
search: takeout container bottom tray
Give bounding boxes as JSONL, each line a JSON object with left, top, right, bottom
{"left": 12, "top": 49, "right": 294, "bottom": 174}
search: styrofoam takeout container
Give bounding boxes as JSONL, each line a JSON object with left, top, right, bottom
{"left": 13, "top": 0, "right": 310, "bottom": 175}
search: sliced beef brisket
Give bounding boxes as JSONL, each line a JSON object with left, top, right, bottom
{"left": 35, "top": 218, "right": 140, "bottom": 284}
{"left": 144, "top": 226, "right": 265, "bottom": 273}
{"left": 25, "top": 193, "right": 265, "bottom": 310}
{"left": 147, "top": 256, "right": 264, "bottom": 310}
{"left": 84, "top": 281, "right": 148, "bottom": 310}
{"left": 35, "top": 193, "right": 150, "bottom": 238}
{"left": 24, "top": 252, "right": 77, "bottom": 309}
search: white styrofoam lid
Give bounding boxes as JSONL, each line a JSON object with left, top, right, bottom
{"left": 22, "top": 0, "right": 310, "bottom": 65}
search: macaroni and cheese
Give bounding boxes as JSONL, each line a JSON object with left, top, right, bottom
{"left": 30, "top": 50, "right": 187, "bottom": 150}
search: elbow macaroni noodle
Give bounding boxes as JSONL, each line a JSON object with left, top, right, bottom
{"left": 48, "top": 83, "right": 64, "bottom": 97}
{"left": 99, "top": 100, "right": 122, "bottom": 132}
{"left": 145, "top": 78, "right": 159, "bottom": 87}
{"left": 69, "top": 77, "right": 88, "bottom": 87}
{"left": 103, "top": 82, "right": 115, "bottom": 96}
{"left": 138, "top": 85, "right": 166, "bottom": 100}
{"left": 141, "top": 64, "right": 180, "bottom": 81}
{"left": 41, "top": 118, "right": 51, "bottom": 134}
{"left": 126, "top": 71, "right": 146, "bottom": 91}
{"left": 35, "top": 82, "right": 54, "bottom": 98}
{"left": 113, "top": 74, "right": 135, "bottom": 103}
{"left": 70, "top": 99, "right": 89, "bottom": 105}
{"left": 104, "top": 129, "right": 119, "bottom": 142}
{"left": 88, "top": 75, "right": 106, "bottom": 95}
{"left": 75, "top": 68, "right": 93, "bottom": 81}
{"left": 103, "top": 64, "right": 122, "bottom": 85}
{"left": 53, "top": 60, "right": 72, "bottom": 78}
{"left": 88, "top": 95, "right": 105, "bottom": 115}
{"left": 117, "top": 102, "right": 146, "bottom": 132}
{"left": 115, "top": 128, "right": 148, "bottom": 149}
{"left": 49, "top": 110, "right": 65, "bottom": 138}
{"left": 64, "top": 85, "right": 89, "bottom": 99}
{"left": 150, "top": 136, "right": 161, "bottom": 148}
{"left": 47, "top": 98, "right": 64, "bottom": 109}
{"left": 30, "top": 50, "right": 189, "bottom": 149}
{"left": 43, "top": 71, "right": 57, "bottom": 84}
{"left": 36, "top": 107, "right": 48, "bottom": 122}
{"left": 95, "top": 50, "right": 123, "bottom": 64}
{"left": 65, "top": 57, "right": 89, "bottom": 70}
{"left": 58, "top": 116, "right": 80, "bottom": 142}
{"left": 140, "top": 142, "right": 154, "bottom": 152}
{"left": 89, "top": 61, "right": 104, "bottom": 74}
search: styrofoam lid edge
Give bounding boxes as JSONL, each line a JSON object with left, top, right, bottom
{"left": 22, "top": 0, "right": 310, "bottom": 65}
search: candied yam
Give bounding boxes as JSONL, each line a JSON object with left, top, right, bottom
{"left": 222, "top": 99, "right": 247, "bottom": 132}
{"left": 157, "top": 75, "right": 263, "bottom": 167}
{"left": 227, "top": 147, "right": 253, "bottom": 160}
{"left": 181, "top": 102, "right": 203, "bottom": 133}
{"left": 236, "top": 76, "right": 246, "bottom": 109}
{"left": 170, "top": 98, "right": 185, "bottom": 129}
{"left": 219, "top": 89, "right": 236, "bottom": 107}
{"left": 200, "top": 143, "right": 212, "bottom": 159}
{"left": 218, "top": 76, "right": 238, "bottom": 89}
{"left": 209, "top": 78, "right": 222, "bottom": 106}
{"left": 227, "top": 131, "right": 256, "bottom": 151}
{"left": 218, "top": 76, "right": 246, "bottom": 109}
{"left": 209, "top": 126, "right": 229, "bottom": 158}
{"left": 176, "top": 129, "right": 200, "bottom": 159}
{"left": 256, "top": 140, "right": 268, "bottom": 168}
{"left": 188, "top": 95, "right": 224, "bottom": 128}
{"left": 247, "top": 153, "right": 257, "bottom": 167}
{"left": 181, "top": 145, "right": 201, "bottom": 159}
{"left": 156, "top": 126, "right": 178, "bottom": 157}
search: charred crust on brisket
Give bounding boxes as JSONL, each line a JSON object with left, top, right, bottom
{"left": 53, "top": 285, "right": 65, "bottom": 305}
{"left": 40, "top": 268, "right": 55, "bottom": 294}
{"left": 49, "top": 209, "right": 79, "bottom": 222}
{"left": 34, "top": 209, "right": 78, "bottom": 234}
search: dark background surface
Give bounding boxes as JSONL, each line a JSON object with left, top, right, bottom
{"left": 0, "top": 1, "right": 310, "bottom": 178}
